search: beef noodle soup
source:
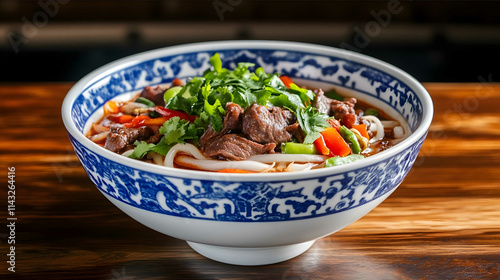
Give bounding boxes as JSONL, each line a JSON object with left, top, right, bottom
{"left": 86, "top": 53, "right": 408, "bottom": 173}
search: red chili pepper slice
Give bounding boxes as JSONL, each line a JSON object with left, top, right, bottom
{"left": 279, "top": 76, "right": 294, "bottom": 88}
{"left": 154, "top": 106, "right": 197, "bottom": 122}
{"left": 107, "top": 114, "right": 135, "bottom": 124}
{"left": 123, "top": 115, "right": 150, "bottom": 128}
{"left": 313, "top": 135, "right": 331, "bottom": 156}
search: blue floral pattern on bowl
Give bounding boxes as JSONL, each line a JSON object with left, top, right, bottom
{"left": 70, "top": 134, "right": 424, "bottom": 222}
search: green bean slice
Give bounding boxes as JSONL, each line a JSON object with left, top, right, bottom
{"left": 325, "top": 154, "right": 365, "bottom": 167}
{"left": 281, "top": 142, "right": 318, "bottom": 154}
{"left": 339, "top": 125, "right": 362, "bottom": 154}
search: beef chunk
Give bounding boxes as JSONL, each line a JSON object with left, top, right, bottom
{"left": 139, "top": 86, "right": 166, "bottom": 106}
{"left": 200, "top": 102, "right": 276, "bottom": 160}
{"left": 221, "top": 102, "right": 244, "bottom": 133}
{"left": 202, "top": 134, "right": 276, "bottom": 161}
{"left": 285, "top": 122, "right": 304, "bottom": 143}
{"left": 199, "top": 127, "right": 217, "bottom": 150}
{"left": 145, "top": 133, "right": 163, "bottom": 144}
{"left": 242, "top": 103, "right": 298, "bottom": 145}
{"left": 104, "top": 126, "right": 154, "bottom": 153}
{"left": 312, "top": 89, "right": 332, "bottom": 115}
{"left": 330, "top": 97, "right": 359, "bottom": 128}
{"left": 199, "top": 102, "right": 244, "bottom": 149}
{"left": 313, "top": 90, "right": 360, "bottom": 128}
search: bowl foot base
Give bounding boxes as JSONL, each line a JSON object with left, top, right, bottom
{"left": 187, "top": 240, "right": 315, "bottom": 266}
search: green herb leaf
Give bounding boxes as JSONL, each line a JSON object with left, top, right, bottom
{"left": 129, "top": 117, "right": 201, "bottom": 159}
{"left": 364, "top": 108, "right": 379, "bottom": 116}
{"left": 325, "top": 89, "right": 343, "bottom": 101}
{"left": 289, "top": 83, "right": 315, "bottom": 104}
{"left": 296, "top": 107, "right": 330, "bottom": 144}
{"left": 210, "top": 53, "right": 222, "bottom": 73}
{"left": 128, "top": 141, "right": 156, "bottom": 159}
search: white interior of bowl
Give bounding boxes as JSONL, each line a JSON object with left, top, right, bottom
{"left": 62, "top": 40, "right": 433, "bottom": 182}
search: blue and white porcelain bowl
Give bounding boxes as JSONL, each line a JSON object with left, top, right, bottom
{"left": 62, "top": 41, "right": 433, "bottom": 266}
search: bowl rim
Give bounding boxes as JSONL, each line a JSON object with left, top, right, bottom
{"left": 62, "top": 40, "right": 433, "bottom": 182}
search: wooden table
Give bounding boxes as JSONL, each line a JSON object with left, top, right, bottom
{"left": 1, "top": 83, "right": 499, "bottom": 279}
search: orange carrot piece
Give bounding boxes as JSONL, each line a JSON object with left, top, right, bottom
{"left": 352, "top": 124, "right": 369, "bottom": 139}
{"left": 321, "top": 127, "right": 351, "bottom": 157}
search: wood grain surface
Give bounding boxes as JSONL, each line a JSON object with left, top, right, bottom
{"left": 1, "top": 83, "right": 499, "bottom": 280}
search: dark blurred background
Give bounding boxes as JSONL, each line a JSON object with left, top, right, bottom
{"left": 1, "top": 0, "right": 499, "bottom": 83}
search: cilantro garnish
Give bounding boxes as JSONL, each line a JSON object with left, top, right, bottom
{"left": 128, "top": 142, "right": 156, "bottom": 159}
{"left": 296, "top": 107, "right": 330, "bottom": 144}
{"left": 128, "top": 117, "right": 200, "bottom": 159}
{"left": 167, "top": 53, "right": 323, "bottom": 132}
{"left": 130, "top": 53, "right": 331, "bottom": 158}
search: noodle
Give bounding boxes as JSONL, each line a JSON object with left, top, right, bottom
{"left": 89, "top": 131, "right": 109, "bottom": 143}
{"left": 164, "top": 143, "right": 207, "bottom": 168}
{"left": 393, "top": 126, "right": 404, "bottom": 139}
{"left": 149, "top": 152, "right": 164, "bottom": 165}
{"left": 121, "top": 150, "right": 134, "bottom": 157}
{"left": 390, "top": 125, "right": 409, "bottom": 145}
{"left": 351, "top": 128, "right": 369, "bottom": 151}
{"left": 380, "top": 120, "right": 400, "bottom": 129}
{"left": 247, "top": 154, "right": 328, "bottom": 163}
{"left": 285, "top": 163, "right": 317, "bottom": 172}
{"left": 362, "top": 115, "right": 385, "bottom": 143}
{"left": 175, "top": 155, "right": 274, "bottom": 172}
